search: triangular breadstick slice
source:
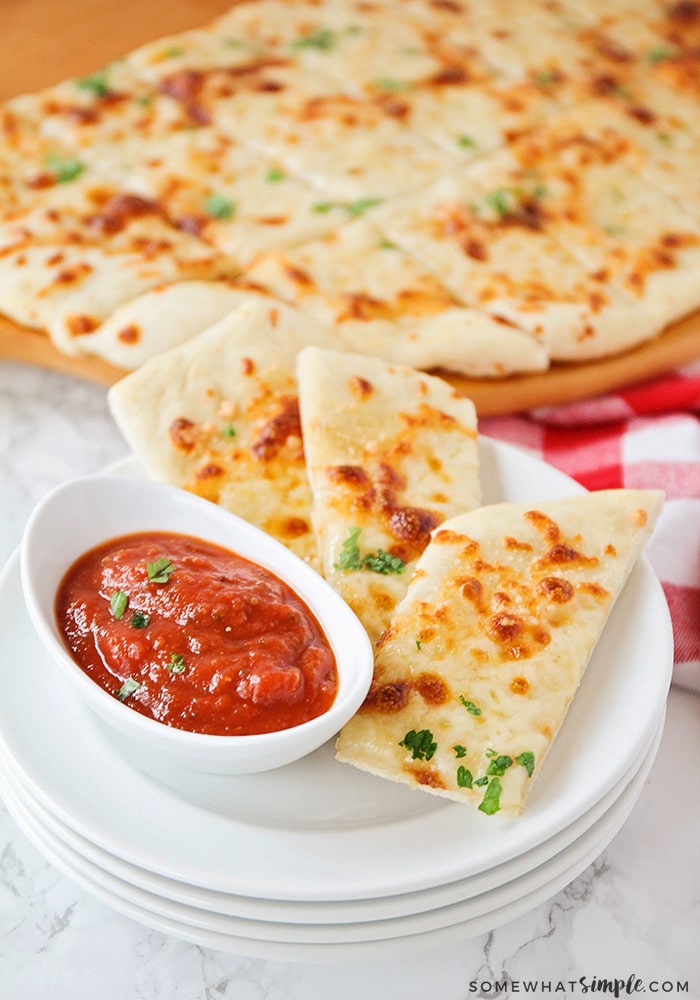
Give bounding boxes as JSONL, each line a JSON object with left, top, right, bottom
{"left": 336, "top": 489, "right": 663, "bottom": 815}
{"left": 108, "top": 298, "right": 335, "bottom": 569}
{"left": 296, "top": 346, "right": 481, "bottom": 643}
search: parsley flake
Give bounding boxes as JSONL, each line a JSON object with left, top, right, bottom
{"left": 266, "top": 166, "right": 286, "bottom": 182}
{"left": 486, "top": 754, "right": 513, "bottom": 777}
{"left": 646, "top": 44, "right": 676, "bottom": 64}
{"left": 457, "top": 765, "right": 473, "bottom": 788}
{"left": 109, "top": 590, "right": 129, "bottom": 620}
{"left": 205, "top": 193, "right": 235, "bottom": 219}
{"left": 457, "top": 134, "right": 477, "bottom": 149}
{"left": 345, "top": 197, "right": 383, "bottom": 217}
{"left": 516, "top": 750, "right": 535, "bottom": 778}
{"left": 222, "top": 423, "right": 237, "bottom": 438}
{"left": 168, "top": 653, "right": 187, "bottom": 674}
{"left": 334, "top": 526, "right": 363, "bottom": 571}
{"left": 459, "top": 695, "right": 482, "bottom": 716}
{"left": 333, "top": 527, "right": 405, "bottom": 574}
{"left": 76, "top": 70, "right": 110, "bottom": 97}
{"left": 372, "top": 77, "right": 410, "bottom": 92}
{"left": 362, "top": 548, "right": 405, "bottom": 575}
{"left": 147, "top": 557, "right": 174, "bottom": 583}
{"left": 45, "top": 153, "right": 84, "bottom": 184}
{"left": 291, "top": 28, "right": 335, "bottom": 50}
{"left": 453, "top": 744, "right": 467, "bottom": 758}
{"left": 399, "top": 728, "right": 437, "bottom": 761}
{"left": 312, "top": 201, "right": 335, "bottom": 213}
{"left": 129, "top": 610, "right": 150, "bottom": 629}
{"left": 478, "top": 777, "right": 503, "bottom": 815}
{"left": 117, "top": 677, "right": 142, "bottom": 701}
{"left": 474, "top": 775, "right": 489, "bottom": 787}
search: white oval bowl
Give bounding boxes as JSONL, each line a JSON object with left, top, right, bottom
{"left": 20, "top": 474, "right": 374, "bottom": 778}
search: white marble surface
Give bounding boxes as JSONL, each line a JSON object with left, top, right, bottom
{"left": 0, "top": 359, "right": 698, "bottom": 1000}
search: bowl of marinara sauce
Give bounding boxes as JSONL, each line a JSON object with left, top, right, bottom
{"left": 20, "top": 474, "right": 374, "bottom": 777}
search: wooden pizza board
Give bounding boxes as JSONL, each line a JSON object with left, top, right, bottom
{"left": 1, "top": 0, "right": 699, "bottom": 416}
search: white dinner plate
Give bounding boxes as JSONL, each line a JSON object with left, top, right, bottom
{"left": 0, "top": 438, "right": 673, "bottom": 903}
{"left": 0, "top": 716, "right": 659, "bottom": 960}
{"left": 1, "top": 707, "right": 665, "bottom": 924}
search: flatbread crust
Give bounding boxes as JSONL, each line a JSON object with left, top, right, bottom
{"left": 336, "top": 489, "right": 664, "bottom": 815}
{"left": 297, "top": 346, "right": 481, "bottom": 642}
{"left": 2, "top": 0, "right": 700, "bottom": 375}
{"left": 107, "top": 298, "right": 335, "bottom": 568}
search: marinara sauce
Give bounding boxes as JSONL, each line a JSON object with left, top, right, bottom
{"left": 55, "top": 531, "right": 338, "bottom": 736}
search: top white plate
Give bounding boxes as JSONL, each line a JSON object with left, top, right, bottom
{"left": 0, "top": 438, "right": 673, "bottom": 902}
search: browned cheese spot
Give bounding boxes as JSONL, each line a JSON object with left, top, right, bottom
{"left": 362, "top": 681, "right": 410, "bottom": 713}
{"left": 280, "top": 517, "right": 311, "bottom": 539}
{"left": 409, "top": 765, "right": 447, "bottom": 789}
{"left": 117, "top": 324, "right": 141, "bottom": 344}
{"left": 251, "top": 396, "right": 302, "bottom": 461}
{"left": 537, "top": 576, "right": 575, "bottom": 604}
{"left": 349, "top": 374, "right": 373, "bottom": 399}
{"left": 415, "top": 672, "right": 449, "bottom": 705}
{"left": 168, "top": 417, "right": 199, "bottom": 452}
{"left": 510, "top": 675, "right": 530, "bottom": 695}
{"left": 524, "top": 509, "right": 561, "bottom": 542}
{"left": 326, "top": 464, "right": 370, "bottom": 487}
{"left": 66, "top": 314, "right": 99, "bottom": 336}
{"left": 194, "top": 462, "right": 224, "bottom": 479}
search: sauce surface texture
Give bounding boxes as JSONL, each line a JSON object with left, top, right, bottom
{"left": 55, "top": 531, "right": 338, "bottom": 735}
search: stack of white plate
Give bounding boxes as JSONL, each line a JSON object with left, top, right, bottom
{"left": 0, "top": 443, "right": 674, "bottom": 962}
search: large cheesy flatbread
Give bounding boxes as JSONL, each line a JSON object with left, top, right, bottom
{"left": 107, "top": 298, "right": 335, "bottom": 567}
{"left": 297, "top": 346, "right": 481, "bottom": 642}
{"left": 336, "top": 489, "right": 663, "bottom": 815}
{"left": 2, "top": 0, "right": 700, "bottom": 377}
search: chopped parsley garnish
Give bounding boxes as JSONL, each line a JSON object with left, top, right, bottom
{"left": 168, "top": 653, "right": 187, "bottom": 674}
{"left": 478, "top": 776, "right": 503, "bottom": 815}
{"left": 117, "top": 677, "right": 142, "bottom": 701}
{"left": 45, "top": 153, "right": 84, "bottom": 184}
{"left": 222, "top": 423, "right": 237, "bottom": 438}
{"left": 345, "top": 197, "right": 383, "bottom": 217}
{"left": 459, "top": 695, "right": 482, "bottom": 716}
{"left": 333, "top": 527, "right": 405, "bottom": 574}
{"left": 205, "top": 193, "right": 236, "bottom": 219}
{"left": 456, "top": 134, "right": 477, "bottom": 150}
{"left": 453, "top": 744, "right": 467, "bottom": 758}
{"left": 457, "top": 765, "right": 473, "bottom": 788}
{"left": 334, "top": 526, "right": 363, "bottom": 570}
{"left": 372, "top": 77, "right": 410, "bottom": 92}
{"left": 129, "top": 611, "right": 150, "bottom": 629}
{"left": 486, "top": 754, "right": 513, "bottom": 777}
{"left": 147, "top": 557, "right": 174, "bottom": 583}
{"left": 312, "top": 198, "right": 382, "bottom": 216}
{"left": 76, "top": 70, "right": 110, "bottom": 97}
{"left": 474, "top": 775, "right": 489, "bottom": 786}
{"left": 516, "top": 750, "right": 535, "bottom": 778}
{"left": 399, "top": 728, "right": 437, "bottom": 761}
{"left": 266, "top": 166, "right": 286, "bottom": 182}
{"left": 646, "top": 44, "right": 676, "bottom": 64}
{"left": 362, "top": 548, "right": 405, "bottom": 575}
{"left": 163, "top": 45, "right": 186, "bottom": 58}
{"left": 379, "top": 238, "right": 397, "bottom": 249}
{"left": 484, "top": 188, "right": 517, "bottom": 217}
{"left": 291, "top": 28, "right": 335, "bottom": 50}
{"left": 109, "top": 590, "right": 129, "bottom": 620}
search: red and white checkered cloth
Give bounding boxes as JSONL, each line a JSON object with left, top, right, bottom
{"left": 480, "top": 360, "right": 700, "bottom": 693}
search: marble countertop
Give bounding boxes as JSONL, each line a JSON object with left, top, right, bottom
{"left": 1, "top": 359, "right": 698, "bottom": 1000}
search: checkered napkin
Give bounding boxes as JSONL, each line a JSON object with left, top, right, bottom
{"left": 480, "top": 361, "right": 700, "bottom": 693}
